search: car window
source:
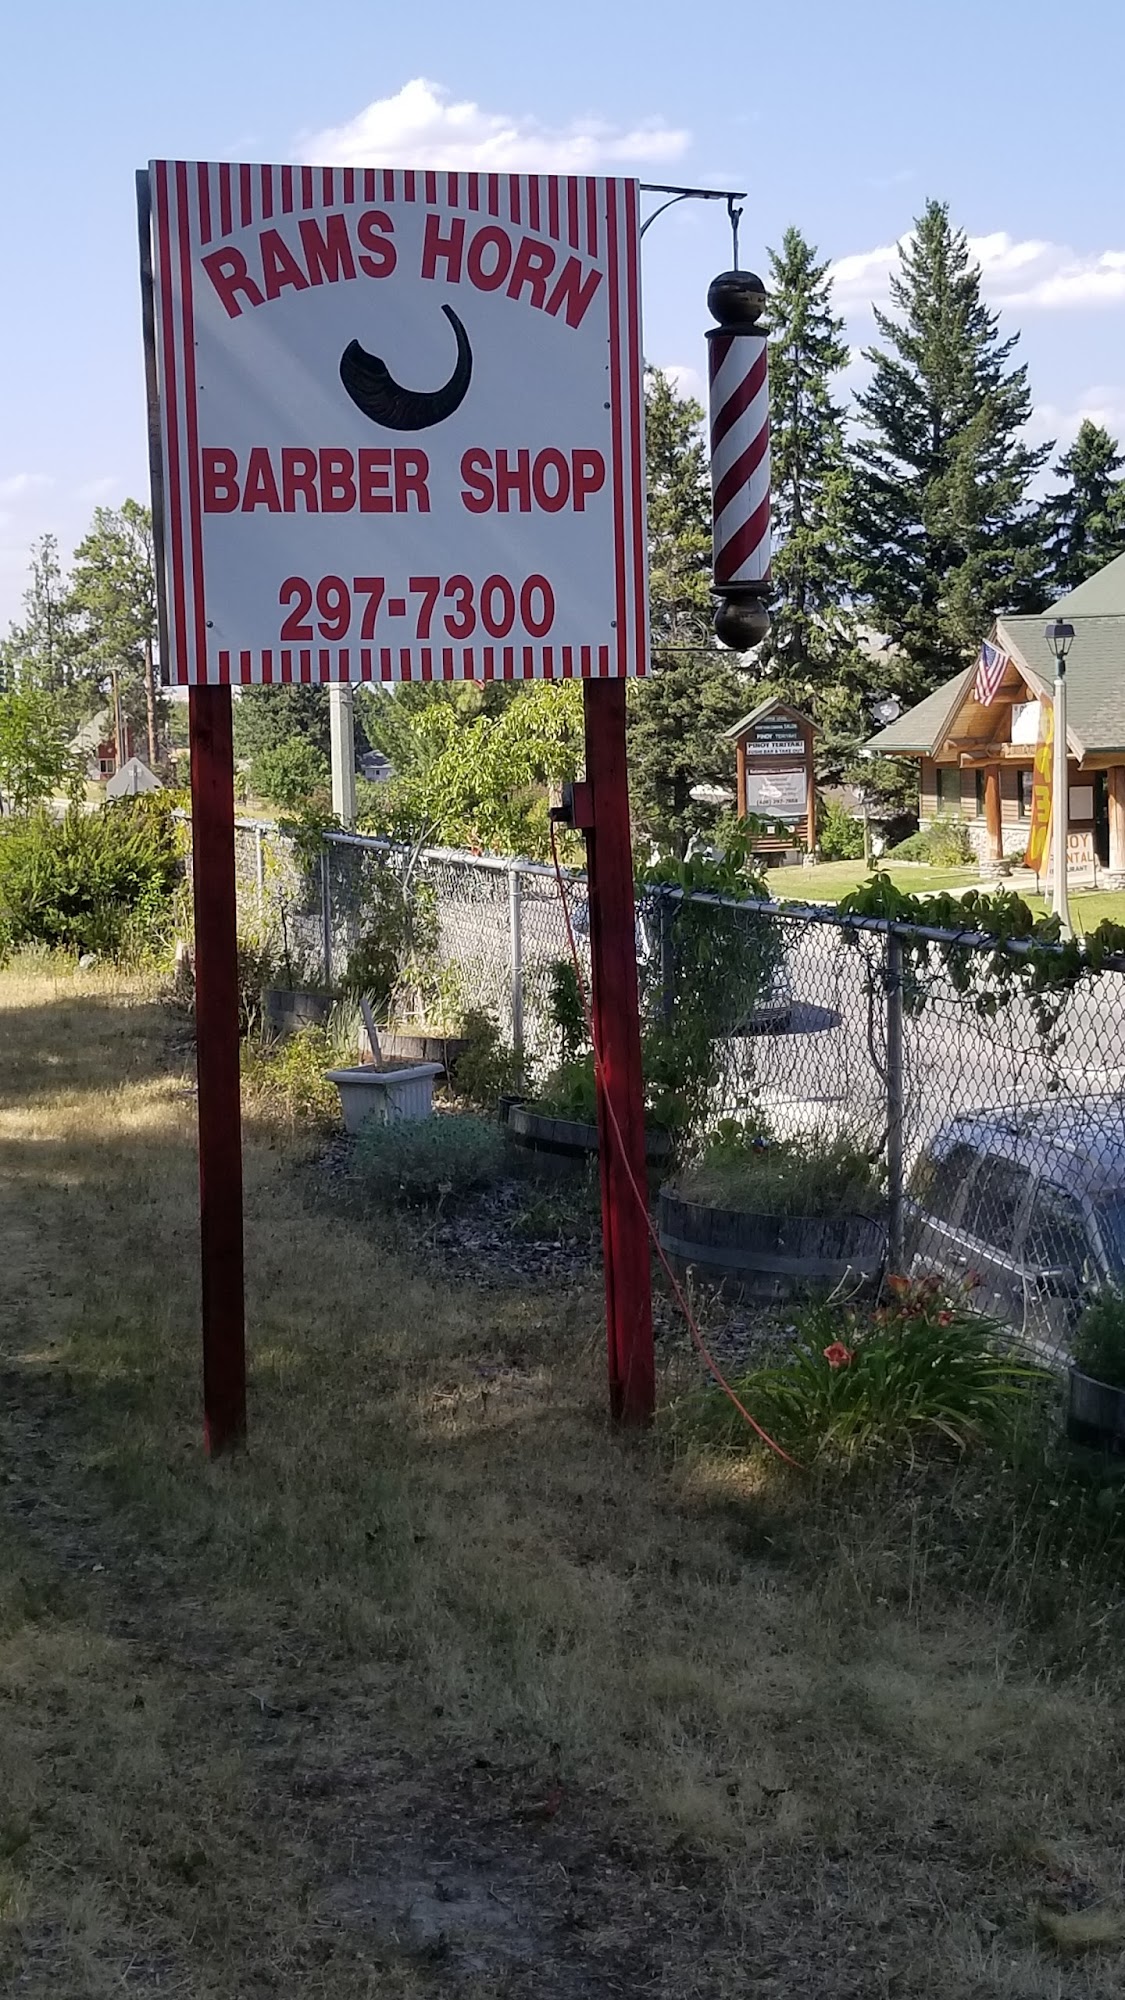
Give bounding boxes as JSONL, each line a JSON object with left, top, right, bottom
{"left": 1025, "top": 1183, "right": 1090, "bottom": 1277}
{"left": 959, "top": 1154, "right": 1031, "bottom": 1254}
{"left": 908, "top": 1141, "right": 977, "bottom": 1225}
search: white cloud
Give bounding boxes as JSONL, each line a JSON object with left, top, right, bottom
{"left": 0, "top": 472, "right": 53, "bottom": 502}
{"left": 830, "top": 232, "right": 1125, "bottom": 314}
{"left": 300, "top": 78, "right": 689, "bottom": 175}
{"left": 1028, "top": 386, "right": 1125, "bottom": 452}
{"left": 660, "top": 362, "right": 705, "bottom": 403}
{"left": 75, "top": 475, "right": 123, "bottom": 504}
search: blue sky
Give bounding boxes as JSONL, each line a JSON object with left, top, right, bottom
{"left": 2, "top": 0, "right": 1123, "bottom": 627}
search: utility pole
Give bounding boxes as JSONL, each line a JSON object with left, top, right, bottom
{"left": 329, "top": 683, "right": 356, "bottom": 827}
{"left": 1046, "top": 620, "right": 1075, "bottom": 938}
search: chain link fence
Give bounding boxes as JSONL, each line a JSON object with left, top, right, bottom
{"left": 213, "top": 818, "right": 1125, "bottom": 1361}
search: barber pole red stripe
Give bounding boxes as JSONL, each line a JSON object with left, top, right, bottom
{"left": 708, "top": 326, "right": 770, "bottom": 589}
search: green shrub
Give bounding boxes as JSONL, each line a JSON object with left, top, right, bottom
{"left": 888, "top": 816, "right": 973, "bottom": 866}
{"left": 250, "top": 737, "right": 330, "bottom": 811}
{"left": 817, "top": 800, "right": 866, "bottom": 861}
{"left": 676, "top": 1124, "right": 883, "bottom": 1216}
{"left": 548, "top": 957, "right": 588, "bottom": 1065}
{"left": 1072, "top": 1290, "right": 1125, "bottom": 1390}
{"left": 451, "top": 1008, "right": 522, "bottom": 1111}
{"left": 241, "top": 1024, "right": 340, "bottom": 1128}
{"left": 694, "top": 1277, "right": 1048, "bottom": 1464}
{"left": 0, "top": 798, "right": 181, "bottom": 961}
{"left": 533, "top": 1054, "right": 599, "bottom": 1124}
{"left": 354, "top": 1110, "right": 506, "bottom": 1202}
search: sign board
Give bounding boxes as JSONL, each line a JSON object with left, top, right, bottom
{"left": 743, "top": 715, "right": 803, "bottom": 756}
{"left": 146, "top": 161, "right": 647, "bottom": 685}
{"left": 745, "top": 768, "right": 807, "bottom": 821}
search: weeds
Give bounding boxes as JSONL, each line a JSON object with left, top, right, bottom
{"left": 353, "top": 1109, "right": 507, "bottom": 1202}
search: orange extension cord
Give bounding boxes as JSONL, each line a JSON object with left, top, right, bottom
{"left": 549, "top": 820, "right": 801, "bottom": 1470}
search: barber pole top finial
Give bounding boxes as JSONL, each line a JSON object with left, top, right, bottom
{"left": 706, "top": 269, "right": 771, "bottom": 650}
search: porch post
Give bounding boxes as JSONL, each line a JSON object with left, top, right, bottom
{"left": 1107, "top": 765, "right": 1125, "bottom": 890}
{"left": 982, "top": 763, "right": 1005, "bottom": 875}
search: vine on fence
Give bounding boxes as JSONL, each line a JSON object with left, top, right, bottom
{"left": 838, "top": 874, "right": 1125, "bottom": 1054}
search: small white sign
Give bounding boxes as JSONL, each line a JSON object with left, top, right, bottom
{"left": 147, "top": 161, "right": 647, "bottom": 685}
{"left": 746, "top": 768, "right": 808, "bottom": 820}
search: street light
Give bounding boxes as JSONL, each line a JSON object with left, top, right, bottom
{"left": 1046, "top": 619, "right": 1075, "bottom": 937}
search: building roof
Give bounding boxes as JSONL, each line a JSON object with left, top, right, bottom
{"left": 68, "top": 707, "right": 112, "bottom": 755}
{"left": 723, "top": 696, "right": 817, "bottom": 741}
{"left": 105, "top": 757, "right": 162, "bottom": 798}
{"left": 863, "top": 665, "right": 975, "bottom": 756}
{"left": 864, "top": 550, "right": 1125, "bottom": 763}
{"left": 1049, "top": 550, "right": 1125, "bottom": 617}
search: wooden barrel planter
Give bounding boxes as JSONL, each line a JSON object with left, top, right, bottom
{"left": 1066, "top": 1367, "right": 1125, "bottom": 1452}
{"left": 507, "top": 1103, "right": 672, "bottom": 1174}
{"left": 657, "top": 1188, "right": 886, "bottom": 1302}
{"left": 380, "top": 1026, "right": 472, "bottom": 1076}
{"left": 262, "top": 986, "right": 334, "bottom": 1035}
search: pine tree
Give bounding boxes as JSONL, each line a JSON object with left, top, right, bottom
{"left": 852, "top": 200, "right": 1048, "bottom": 696}
{"left": 629, "top": 369, "right": 750, "bottom": 852}
{"left": 1037, "top": 420, "right": 1125, "bottom": 597}
{"left": 4, "top": 535, "right": 85, "bottom": 717}
{"left": 69, "top": 502, "right": 161, "bottom": 764}
{"left": 760, "top": 226, "right": 868, "bottom": 776}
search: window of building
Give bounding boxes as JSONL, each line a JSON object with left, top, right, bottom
{"left": 935, "top": 765, "right": 959, "bottom": 812}
{"left": 1017, "top": 768, "right": 1034, "bottom": 819}
{"left": 975, "top": 769, "right": 986, "bottom": 816}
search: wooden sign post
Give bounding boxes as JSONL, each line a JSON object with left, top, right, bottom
{"left": 139, "top": 158, "right": 652, "bottom": 1444}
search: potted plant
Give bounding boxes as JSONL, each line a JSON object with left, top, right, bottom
{"left": 657, "top": 1123, "right": 886, "bottom": 1302}
{"left": 1067, "top": 1292, "right": 1125, "bottom": 1451}
{"left": 505, "top": 959, "right": 673, "bottom": 1170}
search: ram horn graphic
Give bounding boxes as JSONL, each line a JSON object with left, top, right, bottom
{"left": 339, "top": 303, "right": 473, "bottom": 431}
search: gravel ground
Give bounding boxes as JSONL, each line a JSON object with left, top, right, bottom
{"left": 310, "top": 1133, "right": 793, "bottom": 1373}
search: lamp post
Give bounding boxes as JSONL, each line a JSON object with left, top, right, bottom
{"left": 1046, "top": 619, "right": 1075, "bottom": 937}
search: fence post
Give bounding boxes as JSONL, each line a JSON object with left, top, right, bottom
{"left": 320, "top": 842, "right": 332, "bottom": 987}
{"left": 659, "top": 887, "right": 675, "bottom": 1027}
{"left": 254, "top": 823, "right": 265, "bottom": 920}
{"left": 885, "top": 929, "right": 905, "bottom": 1274}
{"left": 508, "top": 864, "right": 524, "bottom": 1057}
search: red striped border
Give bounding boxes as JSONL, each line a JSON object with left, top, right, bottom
{"left": 153, "top": 164, "right": 188, "bottom": 684}
{"left": 623, "top": 178, "right": 647, "bottom": 678}
{"left": 175, "top": 163, "right": 207, "bottom": 680}
{"left": 189, "top": 163, "right": 604, "bottom": 252}
{"left": 152, "top": 163, "right": 644, "bottom": 683}
{"left": 213, "top": 644, "right": 621, "bottom": 683}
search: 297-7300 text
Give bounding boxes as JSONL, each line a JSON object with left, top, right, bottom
{"left": 278, "top": 572, "right": 556, "bottom": 644}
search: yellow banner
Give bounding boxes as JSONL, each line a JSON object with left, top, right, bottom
{"left": 1024, "top": 699, "right": 1054, "bottom": 873}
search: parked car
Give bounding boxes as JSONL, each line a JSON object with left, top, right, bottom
{"left": 905, "top": 1102, "right": 1125, "bottom": 1351}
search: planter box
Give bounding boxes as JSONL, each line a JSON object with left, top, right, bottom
{"left": 263, "top": 986, "right": 334, "bottom": 1034}
{"left": 657, "top": 1188, "right": 886, "bottom": 1302}
{"left": 507, "top": 1102, "right": 672, "bottom": 1172}
{"left": 324, "top": 1063, "right": 442, "bottom": 1135}
{"left": 1066, "top": 1366, "right": 1125, "bottom": 1452}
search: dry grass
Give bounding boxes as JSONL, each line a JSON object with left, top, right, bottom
{"left": 2, "top": 958, "right": 1125, "bottom": 1997}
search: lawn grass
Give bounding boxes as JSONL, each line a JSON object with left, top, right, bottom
{"left": 778, "top": 858, "right": 1125, "bottom": 929}
{"left": 774, "top": 859, "right": 982, "bottom": 901}
{"left": 3, "top": 959, "right": 1125, "bottom": 1996}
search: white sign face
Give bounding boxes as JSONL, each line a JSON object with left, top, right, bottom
{"left": 746, "top": 768, "right": 807, "bottom": 820}
{"left": 147, "top": 161, "right": 647, "bottom": 686}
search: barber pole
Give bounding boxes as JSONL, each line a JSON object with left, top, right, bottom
{"left": 706, "top": 269, "right": 771, "bottom": 649}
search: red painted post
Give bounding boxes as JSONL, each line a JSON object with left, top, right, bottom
{"left": 188, "top": 686, "right": 247, "bottom": 1453}
{"left": 582, "top": 678, "right": 655, "bottom": 1425}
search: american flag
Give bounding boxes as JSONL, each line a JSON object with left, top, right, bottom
{"left": 973, "top": 638, "right": 1009, "bottom": 707}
